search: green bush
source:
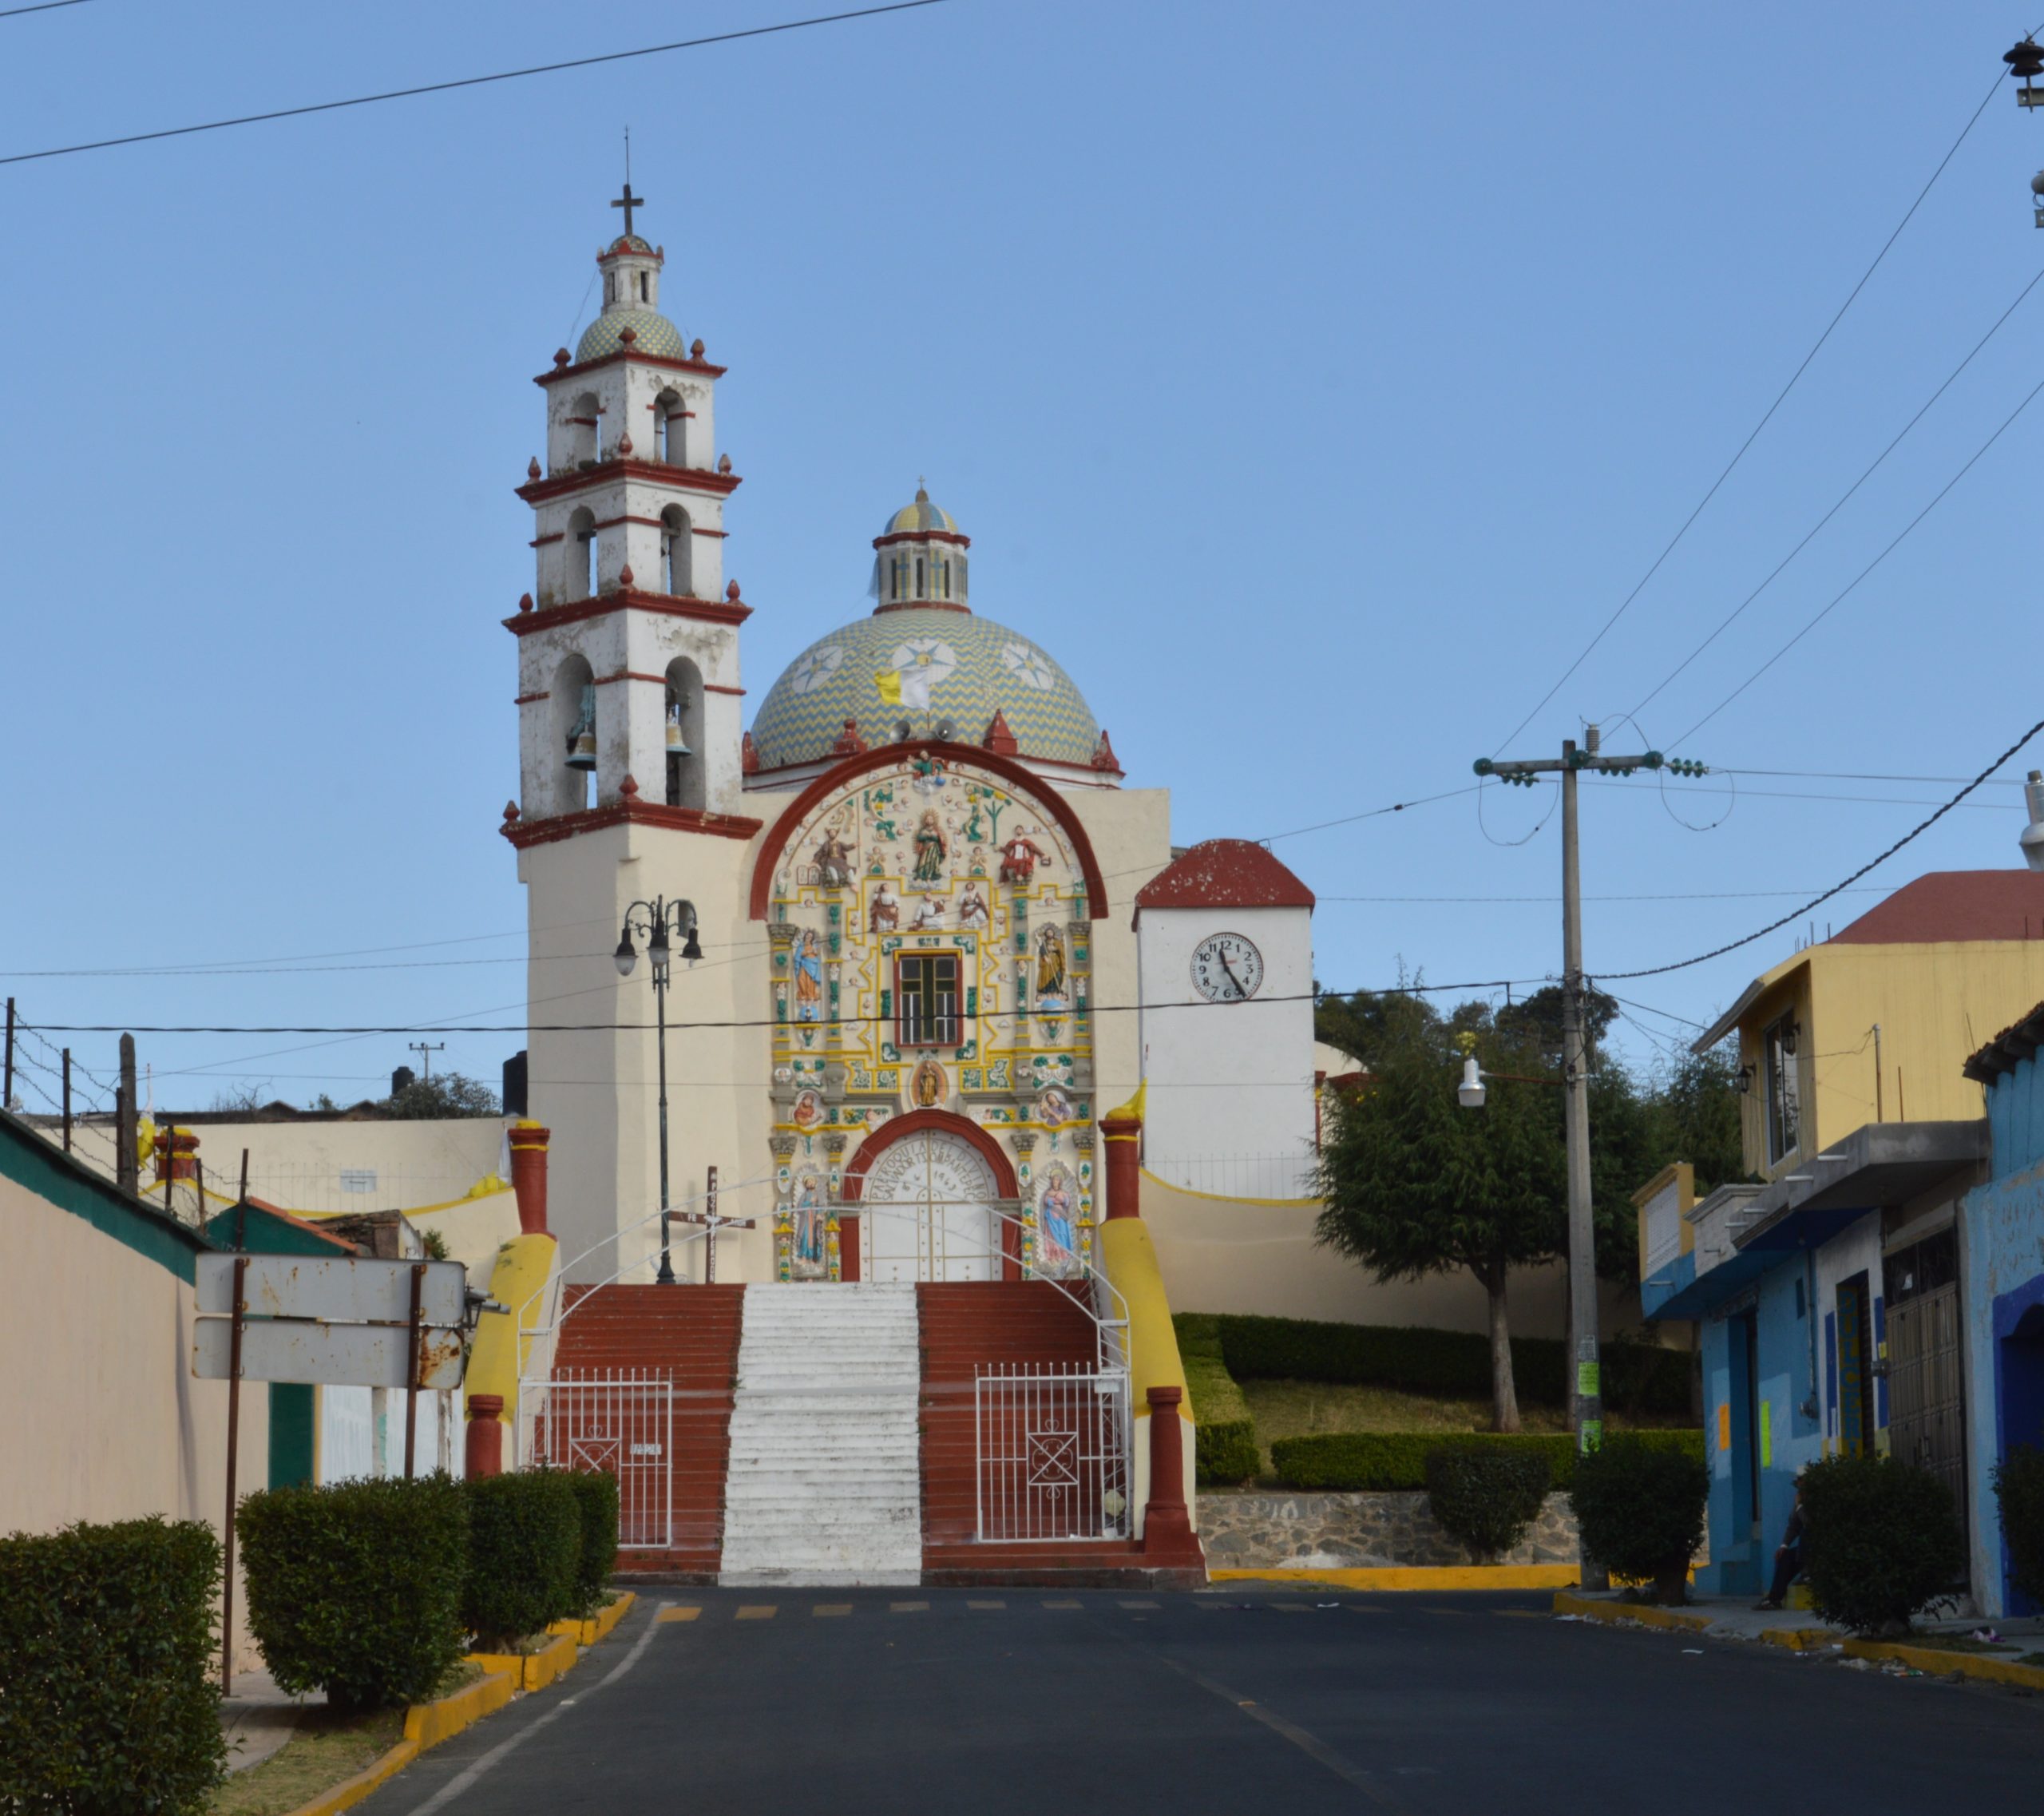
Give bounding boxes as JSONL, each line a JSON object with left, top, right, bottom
{"left": 463, "top": 1469, "right": 582, "bottom": 1647}
{"left": 1185, "top": 1353, "right": 1260, "bottom": 1485}
{"left": 1185, "top": 1311, "right": 1692, "bottom": 1416}
{"left": 238, "top": 1474, "right": 468, "bottom": 1711}
{"left": 1424, "top": 1446, "right": 1551, "bottom": 1561}
{"left": 1799, "top": 1453, "right": 1964, "bottom": 1636}
{"left": 1568, "top": 1435, "right": 1709, "bottom": 1604}
{"left": 0, "top": 1516, "right": 224, "bottom": 1813}
{"left": 564, "top": 1469, "right": 621, "bottom": 1617}
{"left": 1270, "top": 1428, "right": 1704, "bottom": 1493}
{"left": 1994, "top": 1445, "right": 2044, "bottom": 1611}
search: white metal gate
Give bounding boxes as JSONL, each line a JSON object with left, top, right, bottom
{"left": 521, "top": 1370, "right": 673, "bottom": 1549}
{"left": 974, "top": 1362, "right": 1131, "bottom": 1542}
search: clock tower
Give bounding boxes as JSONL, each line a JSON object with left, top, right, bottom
{"left": 1132, "top": 839, "right": 1317, "bottom": 1197}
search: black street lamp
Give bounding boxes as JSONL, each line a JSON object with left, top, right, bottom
{"left": 614, "top": 894, "right": 703, "bottom": 1284}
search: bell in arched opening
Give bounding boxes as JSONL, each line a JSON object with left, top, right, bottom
{"left": 665, "top": 693, "right": 692, "bottom": 759}
{"left": 565, "top": 681, "right": 598, "bottom": 771}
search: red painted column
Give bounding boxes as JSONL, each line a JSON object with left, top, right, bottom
{"left": 465, "top": 1394, "right": 505, "bottom": 1477}
{"left": 1099, "top": 1107, "right": 1142, "bottom": 1220}
{"left": 153, "top": 1127, "right": 200, "bottom": 1183}
{"left": 1143, "top": 1385, "right": 1194, "bottom": 1550}
{"left": 508, "top": 1121, "right": 552, "bottom": 1236}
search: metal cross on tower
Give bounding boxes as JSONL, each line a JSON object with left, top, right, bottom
{"left": 612, "top": 182, "right": 646, "bottom": 237}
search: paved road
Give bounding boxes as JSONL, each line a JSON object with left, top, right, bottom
{"left": 362, "top": 1588, "right": 2044, "bottom": 1814}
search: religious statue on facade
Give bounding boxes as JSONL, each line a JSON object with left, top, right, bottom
{"left": 912, "top": 1057, "right": 946, "bottom": 1108}
{"left": 1035, "top": 923, "right": 1067, "bottom": 1000}
{"left": 869, "top": 881, "right": 900, "bottom": 932}
{"left": 909, "top": 895, "right": 945, "bottom": 932}
{"left": 957, "top": 880, "right": 990, "bottom": 929}
{"left": 793, "top": 928, "right": 824, "bottom": 1021}
{"left": 999, "top": 833, "right": 1051, "bottom": 885}
{"left": 813, "top": 826, "right": 854, "bottom": 890}
{"left": 912, "top": 809, "right": 949, "bottom": 885}
{"left": 1037, "top": 1168, "right": 1078, "bottom": 1276}
{"left": 794, "top": 1172, "right": 826, "bottom": 1271}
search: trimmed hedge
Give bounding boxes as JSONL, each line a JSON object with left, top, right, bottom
{"left": 1992, "top": 1445, "right": 2044, "bottom": 1611}
{"left": 1185, "top": 1354, "right": 1259, "bottom": 1485}
{"left": 1568, "top": 1435, "right": 1709, "bottom": 1604}
{"left": 1800, "top": 1453, "right": 1964, "bottom": 1636}
{"left": 1269, "top": 1428, "right": 1705, "bottom": 1493}
{"left": 564, "top": 1468, "right": 622, "bottom": 1618}
{"left": 463, "top": 1469, "right": 582, "bottom": 1647}
{"left": 1181, "top": 1311, "right": 1692, "bottom": 1416}
{"left": 0, "top": 1516, "right": 225, "bottom": 1813}
{"left": 1425, "top": 1446, "right": 1551, "bottom": 1561}
{"left": 238, "top": 1474, "right": 469, "bottom": 1711}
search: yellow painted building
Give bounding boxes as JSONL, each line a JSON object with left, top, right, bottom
{"left": 1693, "top": 870, "right": 2044, "bottom": 1180}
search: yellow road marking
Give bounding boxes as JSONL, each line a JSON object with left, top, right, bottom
{"left": 813, "top": 1604, "right": 853, "bottom": 1617}
{"left": 735, "top": 1605, "right": 777, "bottom": 1621}
{"left": 889, "top": 1600, "right": 929, "bottom": 1613}
{"left": 656, "top": 1607, "right": 700, "bottom": 1624}
{"left": 967, "top": 1600, "right": 1006, "bottom": 1610}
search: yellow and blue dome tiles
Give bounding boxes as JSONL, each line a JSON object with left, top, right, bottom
{"left": 881, "top": 488, "right": 959, "bottom": 537}
{"left": 576, "top": 307, "right": 688, "bottom": 364}
{"left": 751, "top": 606, "right": 1101, "bottom": 771}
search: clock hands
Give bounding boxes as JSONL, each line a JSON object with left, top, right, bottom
{"left": 1214, "top": 946, "right": 1246, "bottom": 999}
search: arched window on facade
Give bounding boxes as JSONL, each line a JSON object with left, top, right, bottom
{"left": 563, "top": 391, "right": 600, "bottom": 470}
{"left": 552, "top": 652, "right": 597, "bottom": 813}
{"left": 639, "top": 270, "right": 650, "bottom": 303}
{"left": 656, "top": 389, "right": 687, "bottom": 466}
{"left": 661, "top": 505, "right": 693, "bottom": 597}
{"left": 914, "top": 556, "right": 926, "bottom": 598}
{"left": 664, "top": 656, "right": 706, "bottom": 810}
{"left": 566, "top": 506, "right": 597, "bottom": 602}
{"left": 939, "top": 557, "right": 951, "bottom": 601}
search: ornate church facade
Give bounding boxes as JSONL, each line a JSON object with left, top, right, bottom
{"left": 501, "top": 204, "right": 1318, "bottom": 1288}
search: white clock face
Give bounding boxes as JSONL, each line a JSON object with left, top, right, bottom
{"left": 1190, "top": 931, "right": 1264, "bottom": 1003}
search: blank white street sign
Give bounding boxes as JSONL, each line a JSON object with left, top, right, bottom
{"left": 192, "top": 1316, "right": 466, "bottom": 1390}
{"left": 196, "top": 1254, "right": 466, "bottom": 1328}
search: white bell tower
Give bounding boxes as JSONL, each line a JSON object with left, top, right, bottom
{"left": 501, "top": 189, "right": 764, "bottom": 1278}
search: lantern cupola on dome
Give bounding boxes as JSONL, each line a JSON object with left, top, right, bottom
{"left": 873, "top": 484, "right": 970, "bottom": 611}
{"left": 575, "top": 184, "right": 687, "bottom": 363}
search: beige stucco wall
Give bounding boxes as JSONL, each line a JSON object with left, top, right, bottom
{"left": 1143, "top": 1172, "right": 1638, "bottom": 1338}
{"left": 0, "top": 1158, "right": 269, "bottom": 1671}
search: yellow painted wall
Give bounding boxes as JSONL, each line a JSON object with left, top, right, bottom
{"left": 1734, "top": 941, "right": 2044, "bottom": 1178}
{"left": 1099, "top": 1215, "right": 1196, "bottom": 1535}
{"left": 465, "top": 1233, "right": 561, "bottom": 1432}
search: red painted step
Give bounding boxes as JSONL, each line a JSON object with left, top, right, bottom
{"left": 554, "top": 1283, "right": 744, "bottom": 1580}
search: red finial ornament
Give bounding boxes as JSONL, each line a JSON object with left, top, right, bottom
{"left": 619, "top": 326, "right": 638, "bottom": 347}
{"left": 502, "top": 800, "right": 521, "bottom": 824}
{"left": 553, "top": 348, "right": 571, "bottom": 367}
{"left": 517, "top": 593, "right": 534, "bottom": 613}
{"left": 1091, "top": 729, "right": 1122, "bottom": 773}
{"left": 742, "top": 730, "right": 761, "bottom": 775}
{"left": 982, "top": 709, "right": 1020, "bottom": 757}
{"left": 527, "top": 457, "right": 541, "bottom": 480}
{"left": 620, "top": 774, "right": 640, "bottom": 799}
{"left": 726, "top": 579, "right": 742, "bottom": 601}
{"left": 619, "top": 565, "right": 636, "bottom": 588}
{"left": 830, "top": 719, "right": 869, "bottom": 756}
{"left": 618, "top": 430, "right": 634, "bottom": 458}
{"left": 691, "top": 339, "right": 705, "bottom": 358}
{"left": 717, "top": 453, "right": 733, "bottom": 474}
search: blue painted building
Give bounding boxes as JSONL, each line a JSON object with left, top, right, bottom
{"left": 1639, "top": 1122, "right": 1985, "bottom": 1597}
{"left": 1960, "top": 1003, "right": 2044, "bottom": 1617}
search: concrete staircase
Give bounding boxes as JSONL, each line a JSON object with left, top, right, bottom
{"left": 718, "top": 1283, "right": 923, "bottom": 1587}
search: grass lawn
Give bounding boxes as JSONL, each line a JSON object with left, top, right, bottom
{"left": 209, "top": 1663, "right": 484, "bottom": 1816}
{"left": 1238, "top": 1378, "right": 1688, "bottom": 1478}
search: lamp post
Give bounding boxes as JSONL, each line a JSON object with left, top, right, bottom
{"left": 614, "top": 895, "right": 703, "bottom": 1284}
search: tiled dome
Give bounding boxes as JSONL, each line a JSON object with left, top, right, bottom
{"left": 751, "top": 607, "right": 1100, "bottom": 772}
{"left": 575, "top": 307, "right": 688, "bottom": 364}
{"left": 880, "top": 488, "right": 959, "bottom": 537}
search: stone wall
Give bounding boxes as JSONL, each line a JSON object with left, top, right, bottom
{"left": 1198, "top": 1489, "right": 1580, "bottom": 1569}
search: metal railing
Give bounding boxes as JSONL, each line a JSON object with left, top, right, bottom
{"left": 1147, "top": 1151, "right": 1319, "bottom": 1200}
{"left": 521, "top": 1368, "right": 676, "bottom": 1548}
{"left": 975, "top": 1361, "right": 1131, "bottom": 1542}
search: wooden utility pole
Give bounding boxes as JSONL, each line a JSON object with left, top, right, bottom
{"left": 117, "top": 1033, "right": 138, "bottom": 1193}
{"left": 61, "top": 1049, "right": 72, "bottom": 1153}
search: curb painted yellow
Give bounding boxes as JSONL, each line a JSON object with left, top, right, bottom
{"left": 1218, "top": 1565, "right": 1582, "bottom": 1592}
{"left": 464, "top": 1231, "right": 560, "bottom": 1423}
{"left": 1761, "top": 1625, "right": 1834, "bottom": 1652}
{"left": 467, "top": 1629, "right": 579, "bottom": 1693}
{"left": 549, "top": 1590, "right": 638, "bottom": 1648}
{"left": 1840, "top": 1636, "right": 2044, "bottom": 1689}
{"left": 1551, "top": 1592, "right": 1715, "bottom": 1634}
{"left": 278, "top": 1667, "right": 517, "bottom": 1816}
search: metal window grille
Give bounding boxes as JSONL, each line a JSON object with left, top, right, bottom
{"left": 897, "top": 954, "right": 961, "bottom": 1047}
{"left": 974, "top": 1362, "right": 1131, "bottom": 1543}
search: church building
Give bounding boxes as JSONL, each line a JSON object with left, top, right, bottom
{"left": 489, "top": 195, "right": 1322, "bottom": 1582}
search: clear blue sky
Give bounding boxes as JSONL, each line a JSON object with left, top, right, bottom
{"left": 6, "top": 0, "right": 2044, "bottom": 1111}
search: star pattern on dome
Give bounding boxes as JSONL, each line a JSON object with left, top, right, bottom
{"left": 1000, "top": 641, "right": 1057, "bottom": 692}
{"left": 787, "top": 644, "right": 846, "bottom": 694}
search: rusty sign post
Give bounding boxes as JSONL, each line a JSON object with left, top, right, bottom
{"left": 220, "top": 1247, "right": 248, "bottom": 1694}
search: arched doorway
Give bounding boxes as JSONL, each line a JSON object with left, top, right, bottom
{"left": 845, "top": 1112, "right": 1016, "bottom": 1283}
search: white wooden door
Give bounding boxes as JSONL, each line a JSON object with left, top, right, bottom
{"left": 858, "top": 1128, "right": 999, "bottom": 1283}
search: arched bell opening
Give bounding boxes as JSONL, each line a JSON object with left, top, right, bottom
{"left": 564, "top": 391, "right": 600, "bottom": 470}
{"left": 661, "top": 504, "right": 693, "bottom": 599}
{"left": 664, "top": 656, "right": 705, "bottom": 810}
{"left": 552, "top": 652, "right": 597, "bottom": 813}
{"left": 565, "top": 506, "right": 597, "bottom": 604}
{"left": 656, "top": 387, "right": 688, "bottom": 467}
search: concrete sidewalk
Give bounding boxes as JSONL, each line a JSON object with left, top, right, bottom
{"left": 1558, "top": 1588, "right": 2044, "bottom": 1651}
{"left": 220, "top": 1667, "right": 323, "bottom": 1774}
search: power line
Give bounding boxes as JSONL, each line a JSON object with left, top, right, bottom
{"left": 0, "top": 0, "right": 955, "bottom": 167}
{"left": 1630, "top": 261, "right": 2044, "bottom": 724}
{"left": 1318, "top": 888, "right": 1889, "bottom": 905}
{"left": 1670, "top": 367, "right": 2044, "bottom": 746}
{"left": 0, "top": 0, "right": 90, "bottom": 17}
{"left": 1597, "top": 712, "right": 2044, "bottom": 982}
{"left": 1489, "top": 61, "right": 2005, "bottom": 755}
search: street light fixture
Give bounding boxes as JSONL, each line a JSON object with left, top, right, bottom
{"left": 615, "top": 894, "right": 701, "bottom": 1284}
